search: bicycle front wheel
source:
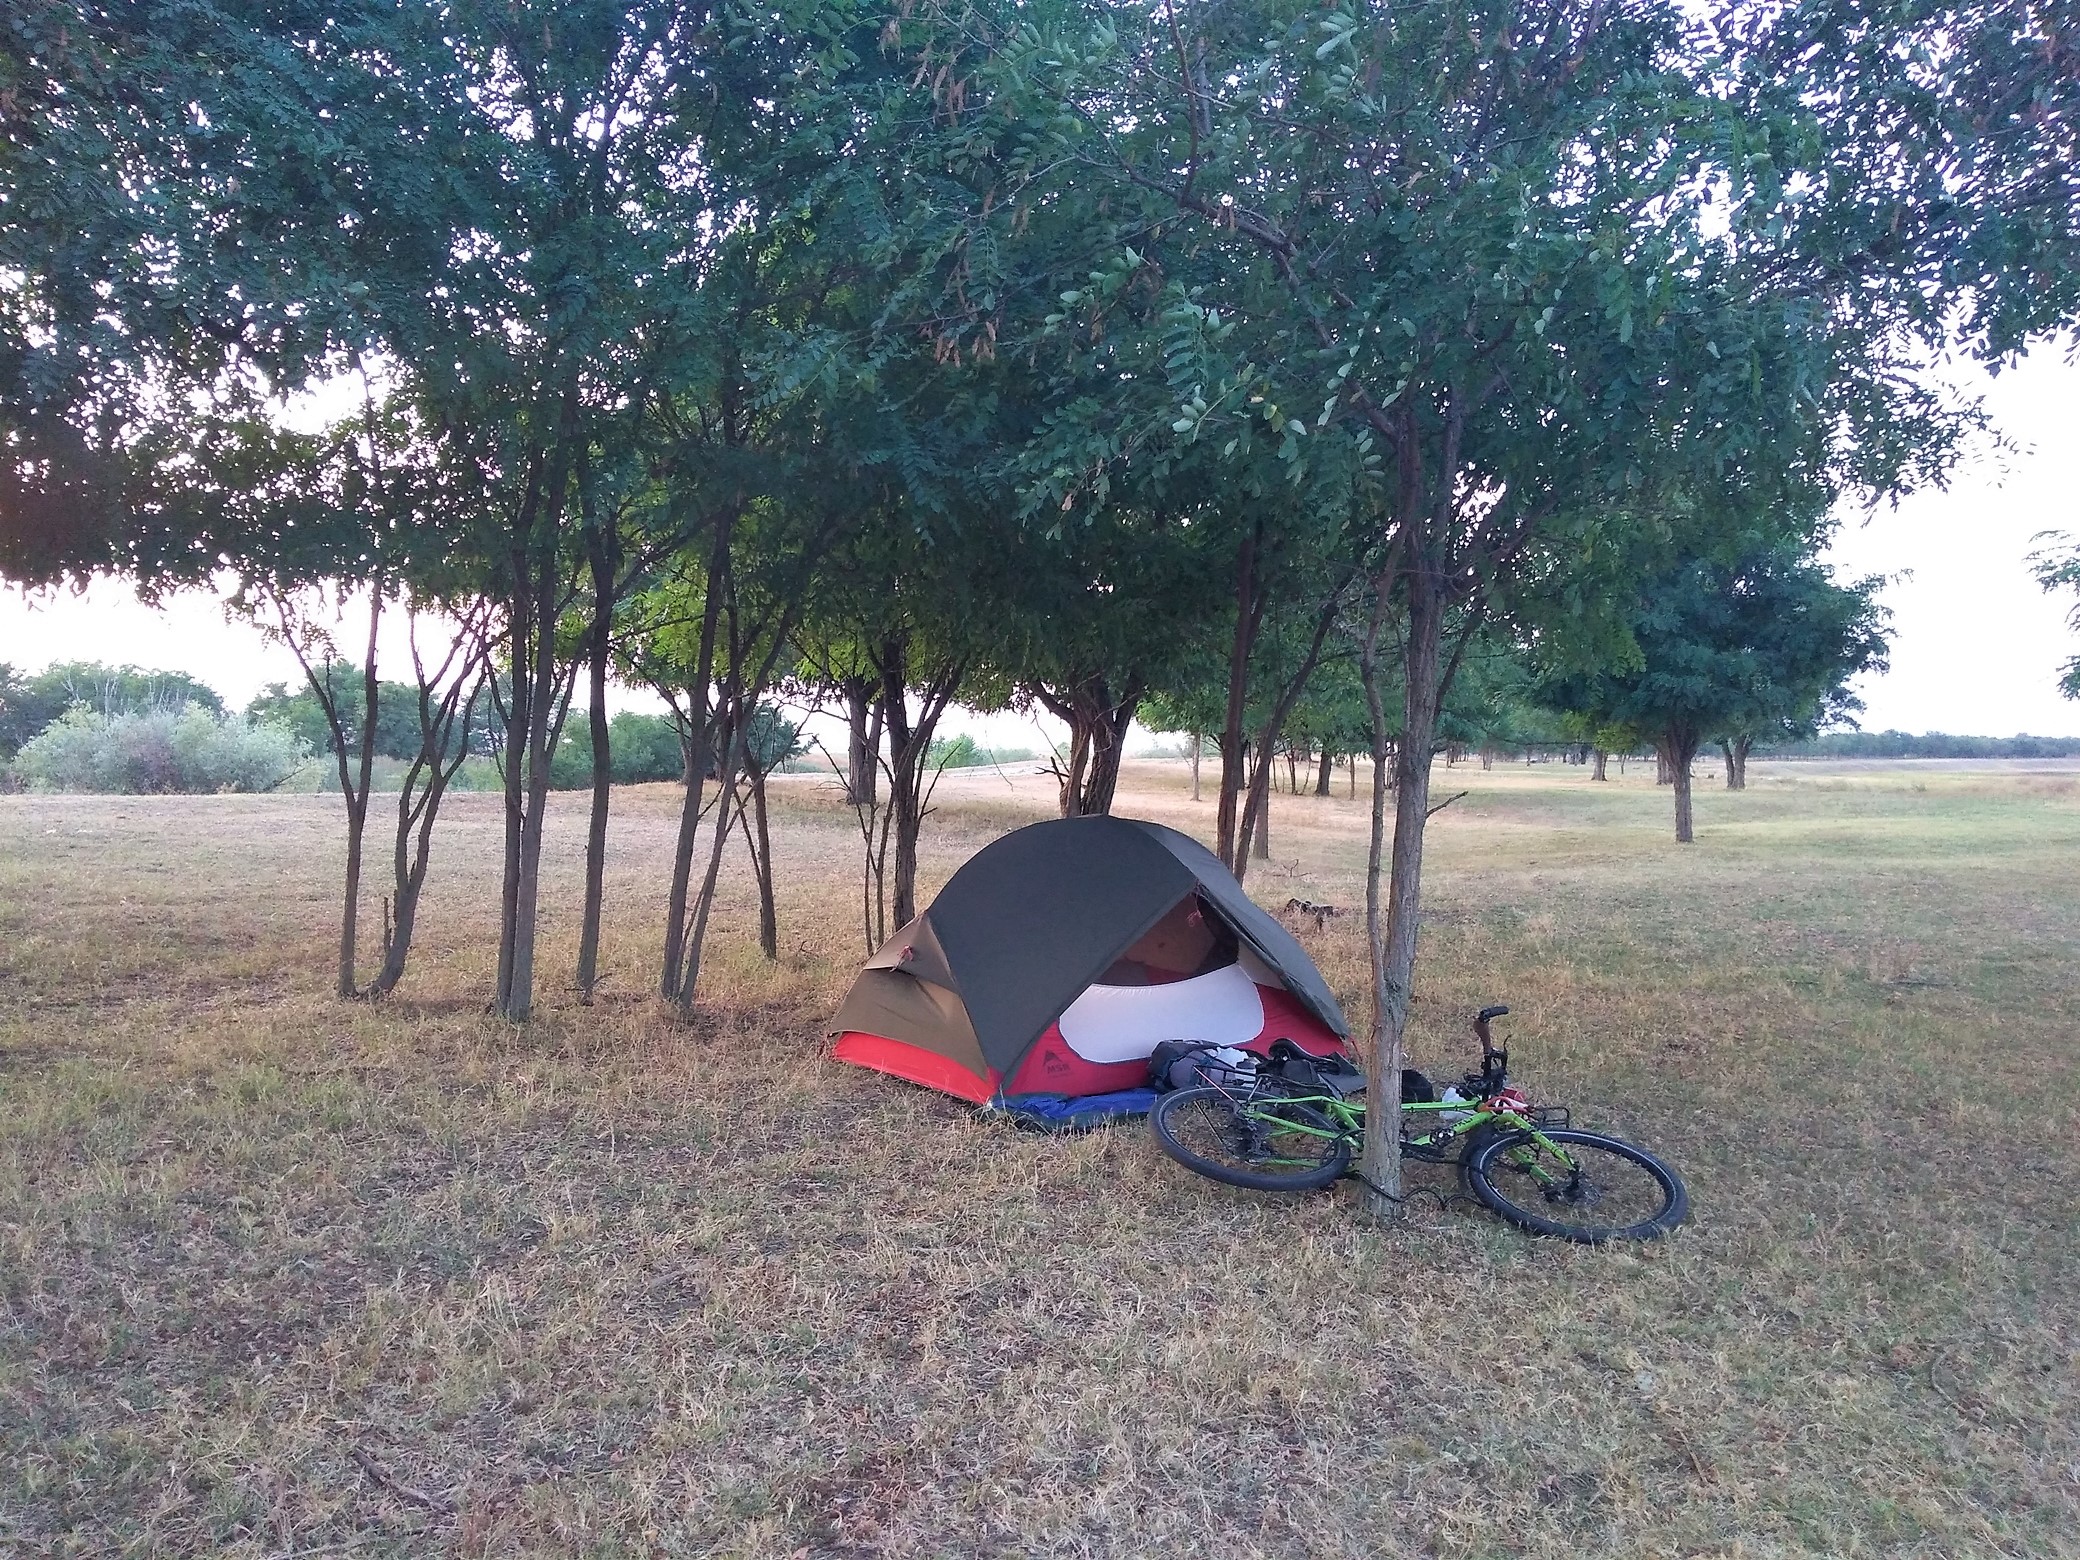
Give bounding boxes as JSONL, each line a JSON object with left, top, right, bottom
{"left": 1150, "top": 1085, "right": 1352, "bottom": 1193}
{"left": 1461, "top": 1127, "right": 1687, "bottom": 1242}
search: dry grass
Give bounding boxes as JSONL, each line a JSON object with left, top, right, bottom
{"left": 3, "top": 757, "right": 2078, "bottom": 1558}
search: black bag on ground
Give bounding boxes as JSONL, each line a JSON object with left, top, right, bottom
{"left": 1147, "top": 1040, "right": 1256, "bottom": 1092}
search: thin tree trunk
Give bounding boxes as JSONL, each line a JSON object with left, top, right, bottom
{"left": 1316, "top": 749, "right": 1334, "bottom": 796}
{"left": 1592, "top": 748, "right": 1608, "bottom": 781}
{"left": 494, "top": 590, "right": 529, "bottom": 1012}
{"left": 575, "top": 522, "right": 615, "bottom": 1002}
{"left": 749, "top": 766, "right": 777, "bottom": 960}
{"left": 273, "top": 586, "right": 382, "bottom": 1000}
{"left": 1189, "top": 735, "right": 1202, "bottom": 802}
{"left": 337, "top": 603, "right": 381, "bottom": 999}
{"left": 368, "top": 634, "right": 485, "bottom": 998}
{"left": 501, "top": 551, "right": 566, "bottom": 1021}
{"left": 675, "top": 704, "right": 746, "bottom": 1008}
{"left": 1359, "top": 562, "right": 1446, "bottom": 1216}
{"left": 1253, "top": 785, "right": 1270, "bottom": 859}
{"left": 1656, "top": 747, "right": 1673, "bottom": 785}
{"left": 1216, "top": 523, "right": 1264, "bottom": 866}
{"left": 1734, "top": 736, "right": 1750, "bottom": 790}
{"left": 1233, "top": 581, "right": 1346, "bottom": 875}
{"left": 659, "top": 518, "right": 731, "bottom": 997}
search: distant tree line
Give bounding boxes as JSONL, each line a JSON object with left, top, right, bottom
{"left": 1761, "top": 732, "right": 2080, "bottom": 761}
{"left": 5, "top": 0, "right": 2075, "bottom": 1211}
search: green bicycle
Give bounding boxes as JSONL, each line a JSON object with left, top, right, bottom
{"left": 1149, "top": 1006, "right": 1689, "bottom": 1242}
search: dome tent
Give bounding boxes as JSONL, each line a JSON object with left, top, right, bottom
{"left": 831, "top": 816, "right": 1351, "bottom": 1104}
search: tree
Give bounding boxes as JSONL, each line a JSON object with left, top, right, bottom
{"left": 977, "top": 495, "right": 1227, "bottom": 818}
{"left": 736, "top": 703, "right": 805, "bottom": 961}
{"left": 248, "top": 665, "right": 436, "bottom": 762}
{"left": 968, "top": 0, "right": 1965, "bottom": 1215}
{"left": 1540, "top": 542, "right": 1890, "bottom": 839}
{"left": 0, "top": 661, "right": 225, "bottom": 759}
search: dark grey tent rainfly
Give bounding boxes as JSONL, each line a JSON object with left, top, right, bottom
{"left": 832, "top": 815, "right": 1352, "bottom": 1103}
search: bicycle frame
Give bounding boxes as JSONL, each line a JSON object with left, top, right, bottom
{"left": 1217, "top": 1082, "right": 1583, "bottom": 1190}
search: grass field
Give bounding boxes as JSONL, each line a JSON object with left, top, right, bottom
{"left": 3, "top": 757, "right": 2078, "bottom": 1558}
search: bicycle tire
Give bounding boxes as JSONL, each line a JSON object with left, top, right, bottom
{"left": 1150, "top": 1085, "right": 1353, "bottom": 1193}
{"left": 1461, "top": 1127, "right": 1687, "bottom": 1242}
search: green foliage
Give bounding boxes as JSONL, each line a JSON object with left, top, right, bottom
{"left": 246, "top": 664, "right": 434, "bottom": 762}
{"left": 0, "top": 662, "right": 225, "bottom": 758}
{"left": 12, "top": 707, "right": 305, "bottom": 793}
{"left": 1749, "top": 3, "right": 2080, "bottom": 363}
{"left": 550, "top": 712, "right": 687, "bottom": 791}
{"left": 548, "top": 706, "right": 800, "bottom": 790}
{"left": 1537, "top": 544, "right": 1891, "bottom": 752}
{"left": 0, "top": 665, "right": 69, "bottom": 759}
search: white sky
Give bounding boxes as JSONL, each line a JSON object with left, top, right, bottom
{"left": 4, "top": 350, "right": 2078, "bottom": 739}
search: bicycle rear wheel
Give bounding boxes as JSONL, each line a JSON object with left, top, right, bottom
{"left": 1150, "top": 1085, "right": 1352, "bottom": 1192}
{"left": 1461, "top": 1128, "right": 1687, "bottom": 1242}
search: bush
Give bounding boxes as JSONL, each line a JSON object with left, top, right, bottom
{"left": 11, "top": 706, "right": 308, "bottom": 794}
{"left": 551, "top": 712, "right": 687, "bottom": 789}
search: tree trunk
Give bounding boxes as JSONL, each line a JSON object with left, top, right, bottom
{"left": 499, "top": 563, "right": 566, "bottom": 1021}
{"left": 1591, "top": 748, "right": 1608, "bottom": 781}
{"left": 1035, "top": 676, "right": 1140, "bottom": 817}
{"left": 330, "top": 593, "right": 383, "bottom": 998}
{"left": 575, "top": 522, "right": 616, "bottom": 1003}
{"left": 1734, "top": 736, "right": 1750, "bottom": 790}
{"left": 1215, "top": 524, "right": 1264, "bottom": 867}
{"left": 659, "top": 517, "right": 730, "bottom": 999}
{"left": 1357, "top": 567, "right": 1446, "bottom": 1213}
{"left": 1315, "top": 748, "right": 1334, "bottom": 796}
{"left": 1188, "top": 735, "right": 1202, "bottom": 802}
{"left": 493, "top": 599, "right": 529, "bottom": 1014}
{"left": 367, "top": 637, "right": 485, "bottom": 998}
{"left": 870, "top": 643, "right": 962, "bottom": 934}
{"left": 1232, "top": 581, "right": 1347, "bottom": 876}
{"left": 1665, "top": 727, "right": 1701, "bottom": 843}
{"left": 843, "top": 675, "right": 879, "bottom": 808}
{"left": 1253, "top": 787, "right": 1270, "bottom": 859}
{"left": 1656, "top": 747, "right": 1673, "bottom": 785}
{"left": 748, "top": 766, "right": 777, "bottom": 960}
{"left": 674, "top": 703, "right": 747, "bottom": 1008}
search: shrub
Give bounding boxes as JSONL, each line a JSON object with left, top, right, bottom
{"left": 551, "top": 712, "right": 688, "bottom": 789}
{"left": 12, "top": 706, "right": 308, "bottom": 794}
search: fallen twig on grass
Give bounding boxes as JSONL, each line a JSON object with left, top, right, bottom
{"left": 349, "top": 1446, "right": 455, "bottom": 1516}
